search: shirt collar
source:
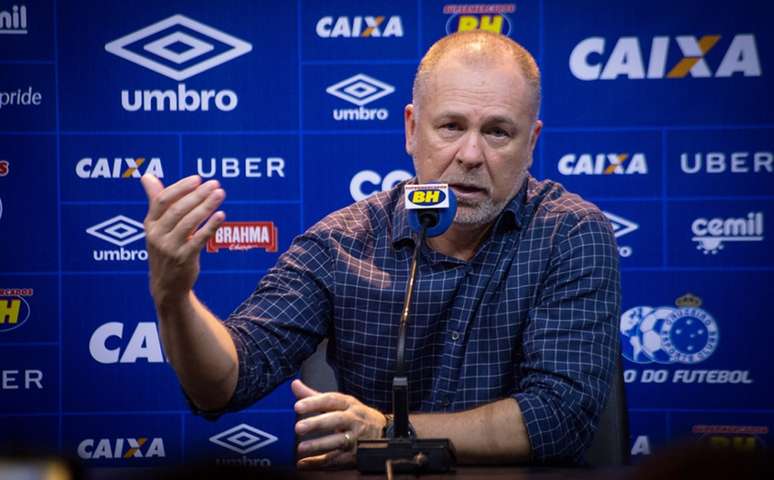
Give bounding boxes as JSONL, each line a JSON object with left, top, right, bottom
{"left": 391, "top": 176, "right": 531, "bottom": 249}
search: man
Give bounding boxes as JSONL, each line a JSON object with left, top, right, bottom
{"left": 141, "top": 31, "right": 620, "bottom": 468}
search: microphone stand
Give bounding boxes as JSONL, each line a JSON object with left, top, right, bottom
{"left": 356, "top": 212, "right": 456, "bottom": 474}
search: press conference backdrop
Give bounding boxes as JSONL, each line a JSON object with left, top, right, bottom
{"left": 1, "top": 0, "right": 772, "bottom": 468}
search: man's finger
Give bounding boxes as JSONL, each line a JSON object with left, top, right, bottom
{"left": 295, "top": 392, "right": 349, "bottom": 415}
{"left": 145, "top": 175, "right": 202, "bottom": 222}
{"left": 140, "top": 174, "right": 165, "bottom": 202}
{"left": 295, "top": 411, "right": 350, "bottom": 437}
{"left": 155, "top": 180, "right": 219, "bottom": 234}
{"left": 187, "top": 210, "right": 226, "bottom": 254}
{"left": 291, "top": 379, "right": 320, "bottom": 401}
{"left": 169, "top": 188, "right": 225, "bottom": 243}
{"left": 297, "top": 431, "right": 353, "bottom": 458}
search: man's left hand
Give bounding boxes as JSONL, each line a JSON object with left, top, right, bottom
{"left": 292, "top": 379, "right": 386, "bottom": 469}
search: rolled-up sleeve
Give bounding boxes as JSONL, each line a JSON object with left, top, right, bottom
{"left": 203, "top": 231, "right": 335, "bottom": 415}
{"left": 513, "top": 211, "right": 621, "bottom": 464}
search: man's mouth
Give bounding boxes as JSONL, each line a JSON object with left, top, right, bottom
{"left": 449, "top": 183, "right": 487, "bottom": 196}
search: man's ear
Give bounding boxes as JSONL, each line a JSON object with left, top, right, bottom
{"left": 404, "top": 104, "right": 416, "bottom": 155}
{"left": 529, "top": 119, "right": 543, "bottom": 156}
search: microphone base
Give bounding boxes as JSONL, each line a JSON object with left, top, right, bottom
{"left": 356, "top": 438, "right": 456, "bottom": 474}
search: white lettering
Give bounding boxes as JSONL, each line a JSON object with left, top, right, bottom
{"left": 89, "top": 322, "right": 165, "bottom": 364}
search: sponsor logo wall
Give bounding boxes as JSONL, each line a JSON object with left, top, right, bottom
{"left": 2, "top": 0, "right": 772, "bottom": 469}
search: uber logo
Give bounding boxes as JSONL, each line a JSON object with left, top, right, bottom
{"left": 1, "top": 369, "right": 43, "bottom": 390}
{"left": 197, "top": 157, "right": 285, "bottom": 178}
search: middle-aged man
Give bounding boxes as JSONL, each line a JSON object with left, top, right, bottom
{"left": 140, "top": 31, "right": 620, "bottom": 468}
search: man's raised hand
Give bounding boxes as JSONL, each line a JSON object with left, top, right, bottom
{"left": 141, "top": 174, "right": 226, "bottom": 307}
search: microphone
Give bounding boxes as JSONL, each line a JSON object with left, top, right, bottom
{"left": 405, "top": 182, "right": 457, "bottom": 238}
{"left": 356, "top": 182, "right": 457, "bottom": 475}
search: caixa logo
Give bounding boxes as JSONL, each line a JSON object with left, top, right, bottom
{"left": 78, "top": 437, "right": 166, "bottom": 459}
{"left": 105, "top": 14, "right": 251, "bottom": 112}
{"left": 558, "top": 153, "right": 648, "bottom": 175}
{"left": 76, "top": 157, "right": 164, "bottom": 179}
{"left": 315, "top": 16, "right": 403, "bottom": 38}
{"left": 89, "top": 322, "right": 165, "bottom": 364}
{"left": 86, "top": 215, "right": 147, "bottom": 262}
{"left": 570, "top": 34, "right": 761, "bottom": 80}
{"left": 350, "top": 169, "right": 412, "bottom": 201}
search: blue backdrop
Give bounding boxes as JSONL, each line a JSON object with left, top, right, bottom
{"left": 1, "top": 0, "right": 772, "bottom": 468}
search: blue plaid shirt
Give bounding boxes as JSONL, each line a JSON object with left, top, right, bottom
{"left": 221, "top": 176, "right": 620, "bottom": 463}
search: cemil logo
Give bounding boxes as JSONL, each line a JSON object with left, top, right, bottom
{"left": 0, "top": 4, "right": 27, "bottom": 35}
{"left": 206, "top": 221, "right": 278, "bottom": 253}
{"left": 315, "top": 15, "right": 403, "bottom": 38}
{"left": 210, "top": 424, "right": 278, "bottom": 454}
{"left": 0, "top": 160, "right": 8, "bottom": 176}
{"left": 197, "top": 157, "right": 286, "bottom": 179}
{"left": 76, "top": 157, "right": 164, "bottom": 179}
{"left": 691, "top": 211, "right": 764, "bottom": 254}
{"left": 90, "top": 322, "right": 165, "bottom": 364}
{"left": 570, "top": 34, "right": 761, "bottom": 80}
{"left": 105, "top": 14, "right": 252, "bottom": 112}
{"left": 326, "top": 74, "right": 395, "bottom": 121}
{"left": 558, "top": 153, "right": 648, "bottom": 175}
{"left": 350, "top": 169, "right": 412, "bottom": 201}
{"left": 0, "top": 287, "right": 33, "bottom": 333}
{"left": 443, "top": 4, "right": 515, "bottom": 35}
{"left": 86, "top": 215, "right": 148, "bottom": 262}
{"left": 681, "top": 151, "right": 773, "bottom": 175}
{"left": 78, "top": 437, "right": 166, "bottom": 459}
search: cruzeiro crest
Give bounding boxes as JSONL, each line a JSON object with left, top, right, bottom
{"left": 620, "top": 293, "right": 719, "bottom": 365}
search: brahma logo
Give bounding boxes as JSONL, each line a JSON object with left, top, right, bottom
{"left": 558, "top": 153, "right": 648, "bottom": 175}
{"left": 0, "top": 4, "right": 27, "bottom": 35}
{"left": 315, "top": 16, "right": 403, "bottom": 38}
{"left": 0, "top": 287, "right": 33, "bottom": 333}
{"left": 78, "top": 437, "right": 166, "bottom": 459}
{"left": 76, "top": 157, "right": 164, "bottom": 179}
{"left": 680, "top": 151, "right": 772, "bottom": 174}
{"left": 89, "top": 322, "right": 165, "bottom": 364}
{"left": 206, "top": 221, "right": 278, "bottom": 253}
{"left": 350, "top": 169, "right": 412, "bottom": 201}
{"left": 326, "top": 74, "right": 395, "bottom": 121}
{"left": 443, "top": 4, "right": 515, "bottom": 35}
{"left": 105, "top": 14, "right": 252, "bottom": 112}
{"left": 0, "top": 160, "right": 9, "bottom": 176}
{"left": 86, "top": 215, "right": 147, "bottom": 262}
{"left": 691, "top": 211, "right": 764, "bottom": 254}
{"left": 570, "top": 34, "right": 761, "bottom": 80}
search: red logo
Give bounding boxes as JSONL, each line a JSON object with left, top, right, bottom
{"left": 206, "top": 222, "right": 278, "bottom": 253}
{"left": 0, "top": 160, "right": 9, "bottom": 177}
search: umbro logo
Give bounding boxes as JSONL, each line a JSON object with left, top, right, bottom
{"left": 326, "top": 74, "right": 395, "bottom": 106}
{"left": 86, "top": 215, "right": 146, "bottom": 247}
{"left": 105, "top": 14, "right": 252, "bottom": 81}
{"left": 209, "top": 424, "right": 278, "bottom": 455}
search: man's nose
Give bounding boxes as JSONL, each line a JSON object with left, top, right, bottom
{"left": 455, "top": 131, "right": 484, "bottom": 169}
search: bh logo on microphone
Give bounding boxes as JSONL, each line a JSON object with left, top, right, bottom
{"left": 404, "top": 184, "right": 450, "bottom": 210}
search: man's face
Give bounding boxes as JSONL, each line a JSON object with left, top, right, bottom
{"left": 405, "top": 56, "right": 542, "bottom": 226}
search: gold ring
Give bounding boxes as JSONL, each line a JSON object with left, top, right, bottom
{"left": 342, "top": 432, "right": 353, "bottom": 450}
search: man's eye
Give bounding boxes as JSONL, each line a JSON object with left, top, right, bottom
{"left": 441, "top": 123, "right": 461, "bottom": 131}
{"left": 488, "top": 128, "right": 510, "bottom": 138}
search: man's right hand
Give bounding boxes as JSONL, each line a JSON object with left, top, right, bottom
{"left": 141, "top": 174, "right": 226, "bottom": 308}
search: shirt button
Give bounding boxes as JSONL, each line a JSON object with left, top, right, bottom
{"left": 451, "top": 331, "right": 460, "bottom": 341}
